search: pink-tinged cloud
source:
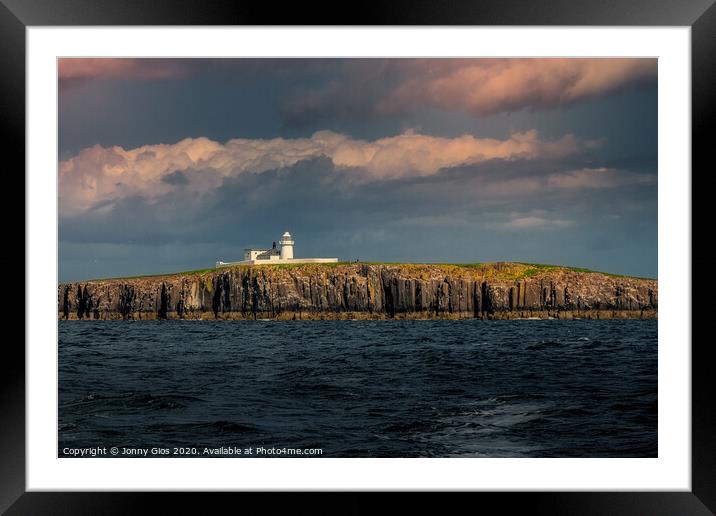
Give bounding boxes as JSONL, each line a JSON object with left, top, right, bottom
{"left": 380, "top": 58, "right": 656, "bottom": 116}
{"left": 58, "top": 129, "right": 592, "bottom": 215}
{"left": 57, "top": 58, "right": 332, "bottom": 93}
{"left": 282, "top": 58, "right": 656, "bottom": 121}
{"left": 58, "top": 58, "right": 198, "bottom": 90}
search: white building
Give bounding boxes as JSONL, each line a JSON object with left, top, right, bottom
{"left": 216, "top": 231, "right": 338, "bottom": 267}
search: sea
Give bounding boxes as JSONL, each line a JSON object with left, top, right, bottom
{"left": 58, "top": 319, "right": 657, "bottom": 458}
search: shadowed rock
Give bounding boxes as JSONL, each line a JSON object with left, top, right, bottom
{"left": 58, "top": 263, "right": 658, "bottom": 320}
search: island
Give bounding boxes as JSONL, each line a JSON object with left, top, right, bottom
{"left": 58, "top": 262, "right": 657, "bottom": 320}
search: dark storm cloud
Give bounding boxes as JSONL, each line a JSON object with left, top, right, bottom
{"left": 58, "top": 58, "right": 341, "bottom": 93}
{"left": 59, "top": 59, "right": 657, "bottom": 154}
{"left": 279, "top": 59, "right": 657, "bottom": 126}
{"left": 161, "top": 170, "right": 190, "bottom": 186}
{"left": 59, "top": 155, "right": 656, "bottom": 282}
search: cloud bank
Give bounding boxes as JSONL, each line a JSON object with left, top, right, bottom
{"left": 59, "top": 130, "right": 599, "bottom": 214}
{"left": 60, "top": 58, "right": 657, "bottom": 118}
{"left": 58, "top": 152, "right": 657, "bottom": 283}
{"left": 59, "top": 153, "right": 655, "bottom": 241}
{"left": 283, "top": 58, "right": 657, "bottom": 122}
{"left": 381, "top": 58, "right": 657, "bottom": 116}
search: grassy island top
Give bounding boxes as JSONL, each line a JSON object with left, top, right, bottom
{"left": 91, "top": 261, "right": 655, "bottom": 283}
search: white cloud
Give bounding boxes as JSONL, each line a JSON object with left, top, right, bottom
{"left": 59, "top": 130, "right": 590, "bottom": 215}
{"left": 504, "top": 216, "right": 576, "bottom": 230}
{"left": 484, "top": 212, "right": 577, "bottom": 231}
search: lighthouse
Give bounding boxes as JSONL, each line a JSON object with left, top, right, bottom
{"left": 216, "top": 230, "right": 337, "bottom": 267}
{"left": 279, "top": 231, "right": 295, "bottom": 260}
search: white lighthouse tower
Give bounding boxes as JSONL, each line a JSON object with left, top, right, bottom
{"left": 216, "top": 230, "right": 337, "bottom": 267}
{"left": 279, "top": 231, "right": 295, "bottom": 260}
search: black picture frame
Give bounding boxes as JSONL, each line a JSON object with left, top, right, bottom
{"left": 4, "top": 0, "right": 711, "bottom": 512}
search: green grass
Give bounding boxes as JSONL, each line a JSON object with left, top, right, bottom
{"left": 93, "top": 267, "right": 218, "bottom": 281}
{"left": 516, "top": 262, "right": 655, "bottom": 280}
{"left": 261, "top": 261, "right": 353, "bottom": 270}
{"left": 83, "top": 261, "right": 655, "bottom": 282}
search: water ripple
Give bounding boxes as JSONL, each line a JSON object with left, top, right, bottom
{"left": 59, "top": 319, "right": 657, "bottom": 457}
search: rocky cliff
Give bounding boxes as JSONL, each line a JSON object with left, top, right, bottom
{"left": 58, "top": 262, "right": 657, "bottom": 320}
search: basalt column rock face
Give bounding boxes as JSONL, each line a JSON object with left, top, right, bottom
{"left": 58, "top": 263, "right": 658, "bottom": 320}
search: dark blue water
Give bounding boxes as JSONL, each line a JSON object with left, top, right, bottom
{"left": 58, "top": 320, "right": 657, "bottom": 457}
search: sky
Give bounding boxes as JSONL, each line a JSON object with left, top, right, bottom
{"left": 58, "top": 58, "right": 657, "bottom": 282}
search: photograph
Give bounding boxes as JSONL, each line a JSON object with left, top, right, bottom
{"left": 57, "top": 57, "right": 659, "bottom": 459}
{"left": 3, "top": 0, "right": 706, "bottom": 507}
